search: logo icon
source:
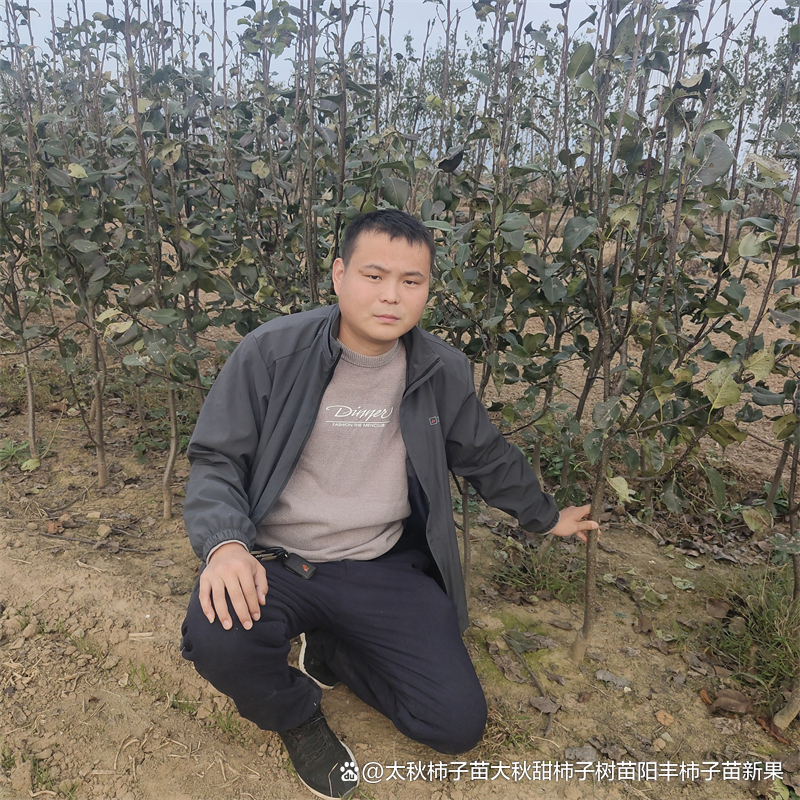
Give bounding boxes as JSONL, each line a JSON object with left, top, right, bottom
{"left": 429, "top": 416, "right": 439, "bottom": 425}
{"left": 340, "top": 761, "right": 359, "bottom": 782}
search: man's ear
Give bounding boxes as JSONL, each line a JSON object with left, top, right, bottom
{"left": 332, "top": 257, "right": 345, "bottom": 294}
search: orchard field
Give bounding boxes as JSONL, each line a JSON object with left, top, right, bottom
{"left": 3, "top": 0, "right": 800, "bottom": 797}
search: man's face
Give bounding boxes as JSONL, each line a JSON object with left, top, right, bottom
{"left": 332, "top": 230, "right": 431, "bottom": 356}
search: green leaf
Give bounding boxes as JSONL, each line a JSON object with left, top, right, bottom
{"left": 663, "top": 479, "right": 682, "bottom": 513}
{"left": 423, "top": 220, "right": 453, "bottom": 232}
{"left": 672, "top": 576, "right": 695, "bottom": 590}
{"left": 701, "top": 464, "right": 726, "bottom": 508}
{"left": 71, "top": 239, "right": 99, "bottom": 253}
{"left": 738, "top": 217, "right": 775, "bottom": 232}
{"left": 608, "top": 475, "right": 632, "bottom": 504}
{"left": 744, "top": 153, "right": 790, "bottom": 181}
{"left": 773, "top": 413, "right": 799, "bottom": 440}
{"left": 67, "top": 163, "right": 88, "bottom": 179}
{"left": 742, "top": 507, "right": 771, "bottom": 533}
{"left": 467, "top": 68, "right": 492, "bottom": 85}
{"left": 743, "top": 348, "right": 774, "bottom": 382}
{"left": 708, "top": 420, "right": 747, "bottom": 448}
{"left": 508, "top": 272, "right": 530, "bottom": 298}
{"left": 738, "top": 232, "right": 763, "bottom": 259}
{"left": 381, "top": 176, "right": 410, "bottom": 209}
{"left": 592, "top": 396, "right": 622, "bottom": 431}
{"left": 694, "top": 133, "right": 734, "bottom": 186}
{"left": 252, "top": 159, "right": 269, "bottom": 178}
{"left": 501, "top": 229, "right": 525, "bottom": 251}
{"left": 751, "top": 386, "right": 785, "bottom": 406}
{"left": 648, "top": 49, "right": 670, "bottom": 74}
{"left": 705, "top": 361, "right": 742, "bottom": 410}
{"left": 146, "top": 308, "right": 183, "bottom": 326}
{"left": 20, "top": 458, "right": 40, "bottom": 472}
{"left": 137, "top": 97, "right": 154, "bottom": 114}
{"left": 609, "top": 203, "right": 638, "bottom": 229}
{"left": 700, "top": 119, "right": 734, "bottom": 138}
{"left": 47, "top": 167, "right": 72, "bottom": 188}
{"left": 583, "top": 429, "right": 603, "bottom": 464}
{"left": 567, "top": 42, "right": 595, "bottom": 79}
{"left": 562, "top": 216, "right": 597, "bottom": 255}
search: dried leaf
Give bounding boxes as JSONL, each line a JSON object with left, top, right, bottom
{"left": 706, "top": 598, "right": 732, "bottom": 619}
{"left": 684, "top": 652, "right": 713, "bottom": 676}
{"left": 544, "top": 669, "right": 566, "bottom": 685}
{"left": 633, "top": 614, "right": 653, "bottom": 634}
{"left": 530, "top": 697, "right": 561, "bottom": 714}
{"left": 710, "top": 717, "right": 742, "bottom": 735}
{"left": 577, "top": 692, "right": 593, "bottom": 703}
{"left": 710, "top": 688, "right": 753, "bottom": 715}
{"left": 152, "top": 559, "right": 176, "bottom": 568}
{"left": 548, "top": 619, "right": 574, "bottom": 630}
{"left": 525, "top": 634, "right": 558, "bottom": 650}
{"left": 700, "top": 688, "right": 713, "bottom": 705}
{"left": 491, "top": 654, "right": 526, "bottom": 683}
{"left": 648, "top": 637, "right": 670, "bottom": 655}
{"left": 676, "top": 616, "right": 698, "bottom": 630}
{"left": 756, "top": 717, "right": 794, "bottom": 745}
{"left": 656, "top": 710, "right": 674, "bottom": 726}
{"left": 596, "top": 670, "right": 630, "bottom": 689}
{"left": 565, "top": 744, "right": 599, "bottom": 762}
{"left": 503, "top": 630, "right": 540, "bottom": 653}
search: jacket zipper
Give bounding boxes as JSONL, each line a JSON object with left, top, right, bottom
{"left": 403, "top": 359, "right": 440, "bottom": 398}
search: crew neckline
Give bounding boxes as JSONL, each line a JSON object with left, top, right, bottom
{"left": 338, "top": 338, "right": 402, "bottom": 368}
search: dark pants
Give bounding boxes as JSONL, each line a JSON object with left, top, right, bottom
{"left": 180, "top": 549, "right": 487, "bottom": 754}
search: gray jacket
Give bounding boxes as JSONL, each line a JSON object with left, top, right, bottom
{"left": 184, "top": 304, "right": 558, "bottom": 630}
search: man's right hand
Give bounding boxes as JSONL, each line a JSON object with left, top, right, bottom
{"left": 199, "top": 542, "right": 268, "bottom": 631}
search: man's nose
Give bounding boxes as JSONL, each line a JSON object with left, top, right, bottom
{"left": 379, "top": 281, "right": 401, "bottom": 303}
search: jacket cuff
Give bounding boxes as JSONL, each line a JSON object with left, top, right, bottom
{"left": 206, "top": 539, "right": 249, "bottom": 563}
{"left": 522, "top": 508, "right": 560, "bottom": 536}
{"left": 201, "top": 529, "right": 252, "bottom": 563}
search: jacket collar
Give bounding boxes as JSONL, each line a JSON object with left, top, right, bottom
{"left": 322, "top": 304, "right": 440, "bottom": 385}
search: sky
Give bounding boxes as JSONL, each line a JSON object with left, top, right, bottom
{"left": 13, "top": 0, "right": 793, "bottom": 72}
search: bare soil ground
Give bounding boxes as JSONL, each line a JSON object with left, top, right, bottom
{"left": 1, "top": 392, "right": 798, "bottom": 800}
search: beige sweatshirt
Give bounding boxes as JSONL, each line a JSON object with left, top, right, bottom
{"left": 255, "top": 339, "right": 410, "bottom": 561}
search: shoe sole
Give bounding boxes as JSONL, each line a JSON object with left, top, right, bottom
{"left": 293, "top": 739, "right": 359, "bottom": 800}
{"left": 299, "top": 632, "right": 339, "bottom": 690}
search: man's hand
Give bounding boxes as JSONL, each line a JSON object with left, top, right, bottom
{"left": 200, "top": 542, "right": 268, "bottom": 630}
{"left": 549, "top": 504, "right": 600, "bottom": 544}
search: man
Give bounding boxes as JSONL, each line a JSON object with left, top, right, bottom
{"left": 180, "top": 209, "right": 597, "bottom": 799}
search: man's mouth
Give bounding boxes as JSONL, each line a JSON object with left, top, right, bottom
{"left": 376, "top": 315, "right": 399, "bottom": 322}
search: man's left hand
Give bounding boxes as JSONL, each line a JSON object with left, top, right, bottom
{"left": 549, "top": 504, "right": 599, "bottom": 544}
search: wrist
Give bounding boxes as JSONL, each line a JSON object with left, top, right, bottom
{"left": 207, "top": 540, "right": 249, "bottom": 563}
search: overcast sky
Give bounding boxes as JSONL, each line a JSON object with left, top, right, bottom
{"left": 16, "top": 0, "right": 792, "bottom": 72}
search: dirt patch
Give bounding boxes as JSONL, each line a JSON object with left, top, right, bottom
{"left": 0, "top": 397, "right": 796, "bottom": 800}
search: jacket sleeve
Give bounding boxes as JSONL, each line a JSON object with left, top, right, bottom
{"left": 444, "top": 358, "right": 559, "bottom": 534}
{"left": 183, "top": 334, "right": 271, "bottom": 562}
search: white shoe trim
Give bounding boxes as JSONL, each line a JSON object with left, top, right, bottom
{"left": 299, "top": 632, "right": 338, "bottom": 690}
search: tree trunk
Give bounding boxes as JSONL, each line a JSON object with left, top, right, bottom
{"left": 21, "top": 346, "right": 38, "bottom": 460}
{"left": 571, "top": 443, "right": 607, "bottom": 662}
{"left": 90, "top": 327, "right": 108, "bottom": 488}
{"left": 163, "top": 387, "right": 179, "bottom": 519}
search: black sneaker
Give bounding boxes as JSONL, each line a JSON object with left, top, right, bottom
{"left": 279, "top": 708, "right": 359, "bottom": 799}
{"left": 299, "top": 631, "right": 340, "bottom": 689}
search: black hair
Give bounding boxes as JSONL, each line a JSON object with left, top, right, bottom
{"left": 340, "top": 209, "right": 435, "bottom": 272}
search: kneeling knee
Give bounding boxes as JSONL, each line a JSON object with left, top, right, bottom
{"left": 430, "top": 695, "right": 488, "bottom": 755}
